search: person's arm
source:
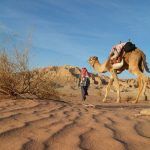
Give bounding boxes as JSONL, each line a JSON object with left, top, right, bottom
{"left": 78, "top": 74, "right": 81, "bottom": 87}
{"left": 88, "top": 72, "right": 92, "bottom": 77}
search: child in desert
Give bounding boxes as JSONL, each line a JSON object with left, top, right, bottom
{"left": 78, "top": 67, "right": 91, "bottom": 100}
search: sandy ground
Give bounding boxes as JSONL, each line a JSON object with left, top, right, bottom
{"left": 0, "top": 93, "right": 150, "bottom": 150}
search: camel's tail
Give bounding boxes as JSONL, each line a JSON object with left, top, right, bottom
{"left": 142, "top": 52, "right": 150, "bottom": 73}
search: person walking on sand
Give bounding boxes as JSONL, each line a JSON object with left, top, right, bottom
{"left": 78, "top": 67, "right": 91, "bottom": 101}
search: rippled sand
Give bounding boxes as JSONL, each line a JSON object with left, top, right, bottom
{"left": 0, "top": 97, "right": 150, "bottom": 150}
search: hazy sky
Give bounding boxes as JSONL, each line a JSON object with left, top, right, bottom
{"left": 0, "top": 0, "right": 150, "bottom": 78}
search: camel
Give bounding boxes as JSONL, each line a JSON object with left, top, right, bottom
{"left": 88, "top": 48, "right": 150, "bottom": 103}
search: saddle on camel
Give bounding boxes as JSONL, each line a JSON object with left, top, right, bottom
{"left": 110, "top": 41, "right": 136, "bottom": 70}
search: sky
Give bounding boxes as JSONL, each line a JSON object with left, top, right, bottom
{"left": 0, "top": 0, "right": 150, "bottom": 78}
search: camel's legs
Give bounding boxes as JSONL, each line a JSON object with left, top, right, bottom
{"left": 134, "top": 76, "right": 144, "bottom": 103}
{"left": 128, "top": 54, "right": 147, "bottom": 103}
{"left": 112, "top": 71, "right": 121, "bottom": 103}
{"left": 142, "top": 75, "right": 148, "bottom": 100}
{"left": 103, "top": 70, "right": 120, "bottom": 103}
{"left": 132, "top": 72, "right": 148, "bottom": 103}
{"left": 103, "top": 75, "right": 114, "bottom": 102}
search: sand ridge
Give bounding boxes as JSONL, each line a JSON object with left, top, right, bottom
{"left": 0, "top": 98, "right": 150, "bottom": 150}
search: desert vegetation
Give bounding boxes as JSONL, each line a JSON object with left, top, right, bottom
{"left": 0, "top": 49, "right": 59, "bottom": 99}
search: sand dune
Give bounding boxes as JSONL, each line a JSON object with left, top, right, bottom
{"left": 0, "top": 97, "right": 150, "bottom": 150}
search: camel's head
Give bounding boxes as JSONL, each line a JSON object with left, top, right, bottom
{"left": 88, "top": 56, "right": 98, "bottom": 67}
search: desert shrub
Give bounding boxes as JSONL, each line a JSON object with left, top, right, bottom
{"left": 29, "top": 70, "right": 59, "bottom": 99}
{"left": 0, "top": 50, "right": 27, "bottom": 96}
{"left": 0, "top": 50, "right": 59, "bottom": 99}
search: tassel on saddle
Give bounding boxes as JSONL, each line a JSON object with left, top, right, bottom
{"left": 109, "top": 49, "right": 125, "bottom": 70}
{"left": 110, "top": 56, "right": 122, "bottom": 64}
{"left": 110, "top": 49, "right": 125, "bottom": 65}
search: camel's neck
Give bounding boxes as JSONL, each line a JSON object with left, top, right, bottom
{"left": 93, "top": 60, "right": 107, "bottom": 73}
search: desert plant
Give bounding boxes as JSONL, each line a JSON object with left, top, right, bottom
{"left": 0, "top": 50, "right": 59, "bottom": 99}
{"left": 29, "top": 70, "right": 59, "bottom": 99}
